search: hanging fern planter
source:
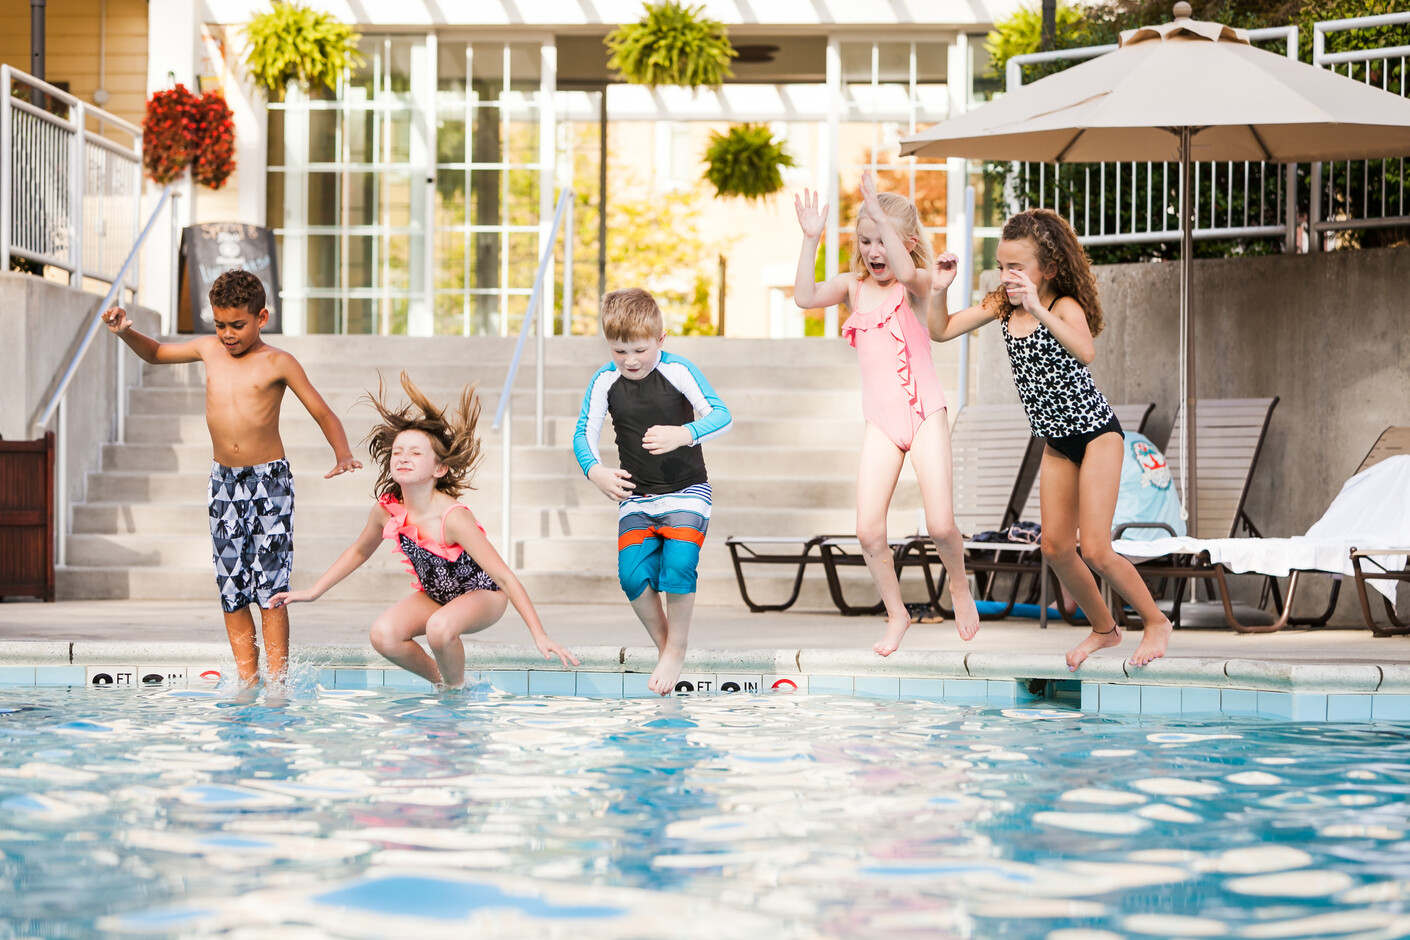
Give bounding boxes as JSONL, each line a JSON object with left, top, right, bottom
{"left": 703, "top": 124, "right": 796, "bottom": 201}
{"left": 243, "top": 1, "right": 364, "bottom": 100}
{"left": 605, "top": 1, "right": 737, "bottom": 89}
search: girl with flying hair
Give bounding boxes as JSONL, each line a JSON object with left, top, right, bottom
{"left": 272, "top": 373, "right": 577, "bottom": 687}
{"left": 929, "top": 208, "right": 1173, "bottom": 672}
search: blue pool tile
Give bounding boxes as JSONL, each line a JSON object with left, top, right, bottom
{"left": 576, "top": 673, "right": 624, "bottom": 698}
{"left": 808, "top": 675, "right": 853, "bottom": 695}
{"left": 382, "top": 671, "right": 434, "bottom": 692}
{"left": 0, "top": 667, "right": 35, "bottom": 686}
{"left": 1327, "top": 694, "right": 1373, "bottom": 722}
{"left": 1372, "top": 694, "right": 1410, "bottom": 721}
{"left": 898, "top": 678, "right": 946, "bottom": 701}
{"left": 1080, "top": 682, "right": 1099, "bottom": 712}
{"left": 1222, "top": 688, "right": 1260, "bottom": 715}
{"left": 528, "top": 671, "right": 575, "bottom": 696}
{"left": 988, "top": 680, "right": 1043, "bottom": 705}
{"left": 335, "top": 670, "right": 383, "bottom": 689}
{"left": 943, "top": 678, "right": 987, "bottom": 700}
{"left": 1256, "top": 691, "right": 1293, "bottom": 719}
{"left": 32, "top": 667, "right": 85, "bottom": 687}
{"left": 622, "top": 673, "right": 654, "bottom": 698}
{"left": 484, "top": 671, "right": 528, "bottom": 695}
{"left": 1181, "top": 686, "right": 1223, "bottom": 713}
{"left": 1140, "top": 685, "right": 1183, "bottom": 715}
{"left": 317, "top": 669, "right": 338, "bottom": 689}
{"left": 1100, "top": 684, "right": 1141, "bottom": 714}
{"left": 1290, "top": 693, "right": 1327, "bottom": 722}
{"left": 854, "top": 676, "right": 900, "bottom": 699}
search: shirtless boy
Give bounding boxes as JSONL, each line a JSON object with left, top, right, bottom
{"left": 103, "top": 270, "right": 360, "bottom": 685}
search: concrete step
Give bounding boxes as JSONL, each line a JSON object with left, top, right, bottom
{"left": 125, "top": 385, "right": 866, "bottom": 420}
{"left": 71, "top": 500, "right": 913, "bottom": 538}
{"left": 100, "top": 441, "right": 866, "bottom": 478}
{"left": 56, "top": 563, "right": 895, "bottom": 608}
{"left": 120, "top": 413, "right": 871, "bottom": 448}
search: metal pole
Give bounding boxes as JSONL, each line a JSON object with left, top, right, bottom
{"left": 70, "top": 100, "right": 84, "bottom": 289}
{"left": 535, "top": 272, "right": 546, "bottom": 446}
{"left": 30, "top": 0, "right": 45, "bottom": 112}
{"left": 169, "top": 188, "right": 182, "bottom": 334}
{"left": 1, "top": 65, "right": 12, "bottom": 275}
{"left": 55, "top": 396, "right": 66, "bottom": 568}
{"left": 1179, "top": 127, "right": 1198, "bottom": 537}
{"left": 561, "top": 196, "right": 573, "bottom": 336}
{"left": 956, "top": 185, "right": 975, "bottom": 412}
{"left": 597, "top": 88, "right": 607, "bottom": 305}
{"left": 500, "top": 396, "right": 512, "bottom": 566}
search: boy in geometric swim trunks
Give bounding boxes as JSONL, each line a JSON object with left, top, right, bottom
{"left": 573, "top": 288, "right": 732, "bottom": 695}
{"left": 103, "top": 270, "right": 360, "bottom": 686}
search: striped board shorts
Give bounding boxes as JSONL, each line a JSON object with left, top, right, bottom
{"left": 616, "top": 482, "right": 712, "bottom": 600}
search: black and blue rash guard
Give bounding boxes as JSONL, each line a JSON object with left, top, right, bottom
{"left": 573, "top": 350, "right": 732, "bottom": 496}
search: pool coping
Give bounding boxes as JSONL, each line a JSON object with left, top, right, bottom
{"left": 2, "top": 641, "right": 1409, "bottom": 722}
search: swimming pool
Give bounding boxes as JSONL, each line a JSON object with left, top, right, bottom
{"left": 2, "top": 683, "right": 1409, "bottom": 938}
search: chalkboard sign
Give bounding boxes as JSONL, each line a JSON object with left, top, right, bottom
{"left": 178, "top": 223, "right": 281, "bottom": 333}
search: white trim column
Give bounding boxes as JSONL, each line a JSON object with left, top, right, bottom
{"left": 146, "top": 0, "right": 198, "bottom": 331}
{"left": 408, "top": 34, "right": 435, "bottom": 336}
{"left": 824, "top": 38, "right": 841, "bottom": 337}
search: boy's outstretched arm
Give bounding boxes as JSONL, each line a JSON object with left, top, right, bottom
{"left": 281, "top": 354, "right": 362, "bottom": 477}
{"left": 445, "top": 510, "right": 579, "bottom": 667}
{"left": 102, "top": 307, "right": 203, "bottom": 364}
{"left": 269, "top": 505, "right": 387, "bottom": 606}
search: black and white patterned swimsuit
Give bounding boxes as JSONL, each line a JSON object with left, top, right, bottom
{"left": 379, "top": 494, "right": 499, "bottom": 605}
{"left": 1002, "top": 307, "right": 1115, "bottom": 439}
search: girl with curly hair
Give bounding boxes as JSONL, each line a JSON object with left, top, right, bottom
{"left": 928, "top": 209, "right": 1173, "bottom": 671}
{"left": 271, "top": 373, "right": 577, "bottom": 686}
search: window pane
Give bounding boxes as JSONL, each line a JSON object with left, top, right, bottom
{"left": 308, "top": 235, "right": 339, "bottom": 287}
{"left": 508, "top": 43, "right": 541, "bottom": 87}
{"left": 874, "top": 43, "right": 912, "bottom": 82}
{"left": 266, "top": 110, "right": 284, "bottom": 167}
{"left": 387, "top": 297, "right": 409, "bottom": 335}
{"left": 346, "top": 110, "right": 375, "bottom": 163}
{"left": 348, "top": 37, "right": 381, "bottom": 97}
{"left": 346, "top": 236, "right": 375, "bottom": 288}
{"left": 507, "top": 232, "right": 537, "bottom": 287}
{"left": 503, "top": 293, "right": 529, "bottom": 335}
{"left": 309, "top": 110, "right": 338, "bottom": 163}
{"left": 383, "top": 171, "right": 412, "bottom": 227}
{"left": 916, "top": 42, "right": 947, "bottom": 83}
{"left": 437, "top": 111, "right": 467, "bottom": 164}
{"left": 266, "top": 172, "right": 284, "bottom": 228}
{"left": 346, "top": 298, "right": 376, "bottom": 334}
{"left": 504, "top": 116, "right": 539, "bottom": 166}
{"left": 471, "top": 43, "right": 504, "bottom": 98}
{"left": 474, "top": 232, "right": 500, "bottom": 290}
{"left": 471, "top": 169, "right": 500, "bottom": 226}
{"left": 841, "top": 43, "right": 873, "bottom": 83}
{"left": 471, "top": 106, "right": 501, "bottom": 163}
{"left": 434, "top": 292, "right": 465, "bottom": 335}
{"left": 470, "top": 293, "right": 498, "bottom": 335}
{"left": 436, "top": 171, "right": 467, "bottom": 226}
{"left": 386, "top": 235, "right": 411, "bottom": 289}
{"left": 346, "top": 172, "right": 378, "bottom": 227}
{"left": 387, "top": 111, "right": 412, "bottom": 162}
{"left": 387, "top": 38, "right": 415, "bottom": 98}
{"left": 306, "top": 297, "right": 339, "bottom": 334}
{"left": 308, "top": 172, "right": 339, "bottom": 226}
{"left": 436, "top": 232, "right": 466, "bottom": 289}
{"left": 439, "top": 41, "right": 468, "bottom": 93}
{"left": 506, "top": 169, "right": 538, "bottom": 227}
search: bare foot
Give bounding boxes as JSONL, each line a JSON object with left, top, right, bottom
{"left": 874, "top": 611, "right": 912, "bottom": 656}
{"left": 1129, "top": 618, "right": 1173, "bottom": 667}
{"left": 648, "top": 647, "right": 686, "bottom": 696}
{"left": 1066, "top": 625, "right": 1122, "bottom": 672}
{"left": 951, "top": 592, "right": 981, "bottom": 641}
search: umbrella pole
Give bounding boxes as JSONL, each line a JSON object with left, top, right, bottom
{"left": 1180, "top": 127, "right": 1198, "bottom": 540}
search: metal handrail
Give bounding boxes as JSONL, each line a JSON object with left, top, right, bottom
{"left": 491, "top": 187, "right": 573, "bottom": 558}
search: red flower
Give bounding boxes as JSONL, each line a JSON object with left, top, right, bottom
{"left": 141, "top": 85, "right": 236, "bottom": 189}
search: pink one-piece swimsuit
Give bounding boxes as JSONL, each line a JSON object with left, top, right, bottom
{"left": 841, "top": 280, "right": 947, "bottom": 452}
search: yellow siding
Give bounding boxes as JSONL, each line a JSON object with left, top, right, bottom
{"left": 0, "top": 0, "right": 148, "bottom": 130}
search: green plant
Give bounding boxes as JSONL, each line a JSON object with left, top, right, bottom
{"left": 605, "top": 1, "right": 736, "bottom": 89}
{"left": 702, "top": 124, "right": 795, "bottom": 201}
{"left": 243, "top": 1, "right": 364, "bottom": 100}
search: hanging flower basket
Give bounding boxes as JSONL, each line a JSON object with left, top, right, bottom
{"left": 243, "top": 1, "right": 364, "bottom": 100}
{"left": 192, "top": 92, "right": 237, "bottom": 189}
{"left": 605, "top": 1, "right": 736, "bottom": 90}
{"left": 702, "top": 124, "right": 796, "bottom": 201}
{"left": 142, "top": 85, "right": 202, "bottom": 185}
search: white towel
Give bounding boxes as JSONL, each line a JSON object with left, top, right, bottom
{"left": 1113, "top": 455, "right": 1410, "bottom": 601}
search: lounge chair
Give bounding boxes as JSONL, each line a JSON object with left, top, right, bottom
{"left": 1348, "top": 428, "right": 1410, "bottom": 636}
{"left": 896, "top": 403, "right": 1156, "bottom": 626}
{"left": 725, "top": 404, "right": 1039, "bottom": 614}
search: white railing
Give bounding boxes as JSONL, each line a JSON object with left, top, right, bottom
{"left": 491, "top": 188, "right": 573, "bottom": 560}
{"left": 1311, "top": 11, "right": 1410, "bottom": 247}
{"left": 1005, "top": 28, "right": 1300, "bottom": 250}
{"left": 2, "top": 64, "right": 143, "bottom": 291}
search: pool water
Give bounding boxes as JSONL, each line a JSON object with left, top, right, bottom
{"left": 2, "top": 681, "right": 1410, "bottom": 939}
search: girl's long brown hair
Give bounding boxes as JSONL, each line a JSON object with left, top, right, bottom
{"left": 985, "top": 208, "right": 1105, "bottom": 337}
{"left": 364, "top": 372, "right": 482, "bottom": 500}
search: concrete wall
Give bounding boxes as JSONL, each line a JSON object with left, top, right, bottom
{"left": 0, "top": 273, "right": 158, "bottom": 511}
{"left": 965, "top": 246, "right": 1410, "bottom": 623}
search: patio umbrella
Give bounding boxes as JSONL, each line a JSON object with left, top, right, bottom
{"left": 900, "top": 1, "right": 1410, "bottom": 535}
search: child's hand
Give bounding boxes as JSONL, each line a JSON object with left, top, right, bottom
{"left": 859, "top": 170, "right": 882, "bottom": 215}
{"left": 268, "top": 589, "right": 316, "bottom": 608}
{"left": 588, "top": 464, "right": 635, "bottom": 501}
{"left": 535, "top": 635, "right": 581, "bottom": 668}
{"left": 1003, "top": 268, "right": 1041, "bottom": 314}
{"left": 642, "top": 425, "right": 693, "bottom": 455}
{"left": 325, "top": 454, "right": 363, "bottom": 478}
{"left": 794, "top": 188, "right": 827, "bottom": 238}
{"left": 101, "top": 307, "right": 132, "bottom": 334}
{"left": 933, "top": 252, "right": 960, "bottom": 293}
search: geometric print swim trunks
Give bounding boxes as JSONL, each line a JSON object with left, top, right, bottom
{"left": 208, "top": 458, "right": 295, "bottom": 613}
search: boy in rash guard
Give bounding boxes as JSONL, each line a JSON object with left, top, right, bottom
{"left": 573, "top": 288, "right": 732, "bottom": 696}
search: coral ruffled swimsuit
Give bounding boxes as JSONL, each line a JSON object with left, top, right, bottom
{"left": 379, "top": 494, "right": 500, "bottom": 605}
{"left": 841, "top": 280, "right": 947, "bottom": 452}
